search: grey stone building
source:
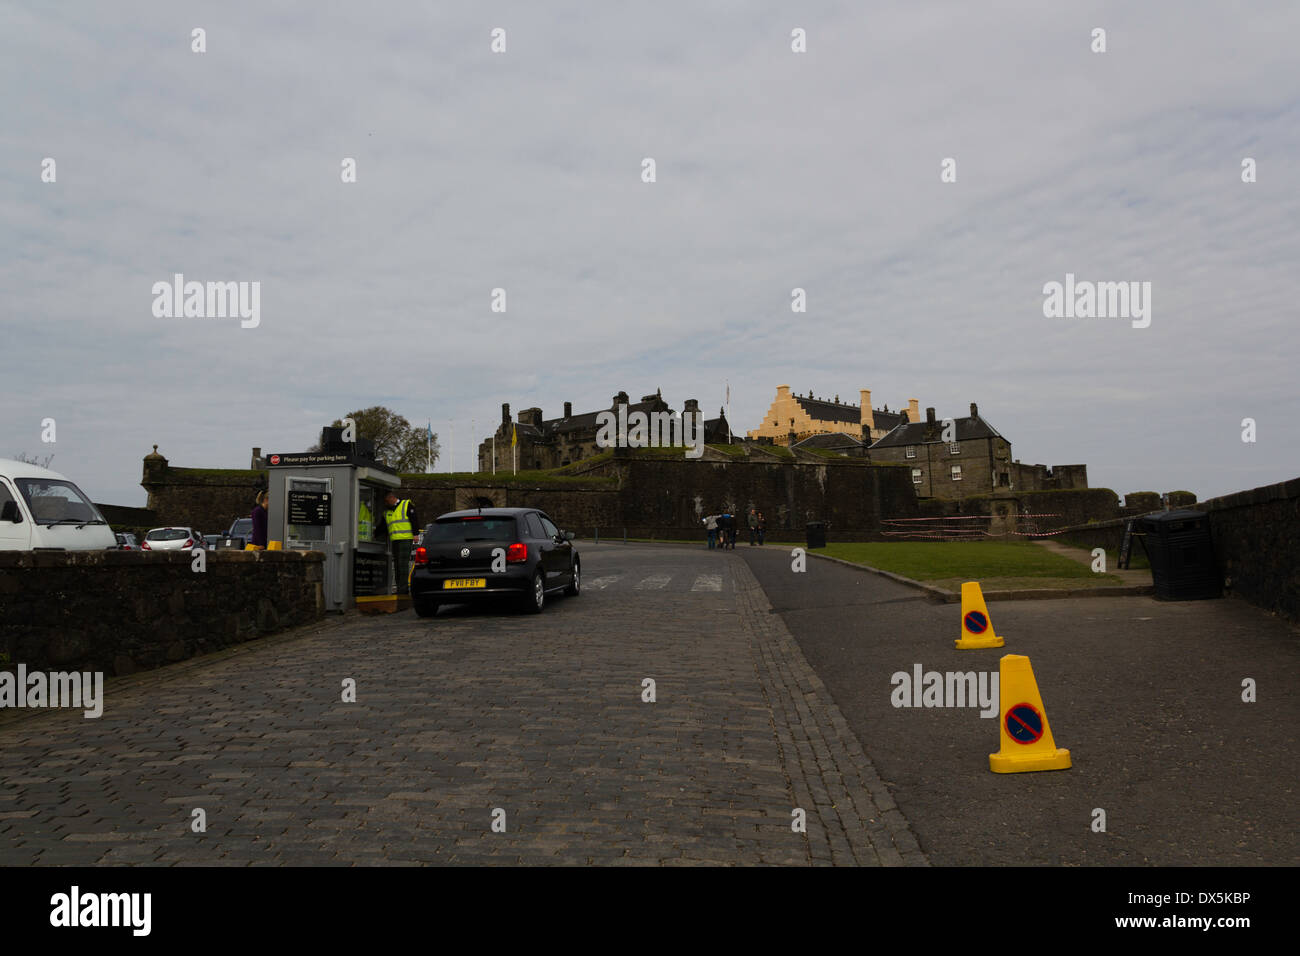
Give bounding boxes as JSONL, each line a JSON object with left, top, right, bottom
{"left": 479, "top": 390, "right": 732, "bottom": 472}
{"left": 869, "top": 403, "right": 1086, "bottom": 498}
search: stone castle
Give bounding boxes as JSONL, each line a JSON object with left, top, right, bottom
{"left": 478, "top": 384, "right": 1086, "bottom": 498}
{"left": 478, "top": 390, "right": 732, "bottom": 473}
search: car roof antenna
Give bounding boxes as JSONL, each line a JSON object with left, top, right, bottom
{"left": 474, "top": 495, "right": 493, "bottom": 514}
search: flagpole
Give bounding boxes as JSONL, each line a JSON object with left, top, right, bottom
{"left": 426, "top": 421, "right": 432, "bottom": 474}
{"left": 450, "top": 422, "right": 454, "bottom": 474}
{"left": 492, "top": 434, "right": 496, "bottom": 475}
{"left": 726, "top": 379, "right": 732, "bottom": 443}
{"left": 471, "top": 418, "right": 476, "bottom": 474}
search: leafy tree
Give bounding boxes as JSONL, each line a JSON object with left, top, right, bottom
{"left": 309, "top": 407, "right": 438, "bottom": 473}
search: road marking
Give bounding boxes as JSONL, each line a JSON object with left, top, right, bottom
{"left": 691, "top": 574, "right": 723, "bottom": 591}
{"left": 634, "top": 574, "right": 672, "bottom": 590}
{"left": 587, "top": 575, "right": 621, "bottom": 590}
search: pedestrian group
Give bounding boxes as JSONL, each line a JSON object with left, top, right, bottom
{"left": 704, "top": 507, "right": 765, "bottom": 549}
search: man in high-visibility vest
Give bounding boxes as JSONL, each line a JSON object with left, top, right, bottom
{"left": 383, "top": 490, "right": 419, "bottom": 595}
{"left": 358, "top": 499, "right": 374, "bottom": 542}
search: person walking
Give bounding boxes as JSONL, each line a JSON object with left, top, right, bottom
{"left": 747, "top": 508, "right": 759, "bottom": 546}
{"left": 248, "top": 490, "right": 269, "bottom": 551}
{"left": 704, "top": 513, "right": 719, "bottom": 549}
{"left": 720, "top": 511, "right": 736, "bottom": 550}
{"left": 757, "top": 511, "right": 766, "bottom": 546}
{"left": 382, "top": 489, "right": 419, "bottom": 595}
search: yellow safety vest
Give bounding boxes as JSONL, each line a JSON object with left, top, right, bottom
{"left": 385, "top": 499, "right": 413, "bottom": 541}
{"left": 358, "top": 502, "right": 373, "bottom": 540}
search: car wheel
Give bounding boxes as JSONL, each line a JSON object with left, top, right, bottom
{"left": 564, "top": 557, "right": 580, "bottom": 596}
{"left": 413, "top": 596, "right": 439, "bottom": 618}
{"left": 525, "top": 569, "right": 546, "bottom": 614}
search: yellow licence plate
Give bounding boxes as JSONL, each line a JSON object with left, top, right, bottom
{"left": 443, "top": 578, "right": 486, "bottom": 590}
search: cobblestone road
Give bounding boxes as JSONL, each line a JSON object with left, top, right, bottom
{"left": 0, "top": 544, "right": 924, "bottom": 866}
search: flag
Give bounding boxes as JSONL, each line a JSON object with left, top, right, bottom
{"left": 426, "top": 422, "right": 432, "bottom": 442}
{"left": 511, "top": 424, "right": 517, "bottom": 447}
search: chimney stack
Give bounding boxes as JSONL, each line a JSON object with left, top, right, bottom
{"left": 501, "top": 403, "right": 511, "bottom": 424}
{"left": 926, "top": 407, "right": 936, "bottom": 425}
{"left": 969, "top": 402, "right": 978, "bottom": 419}
{"left": 908, "top": 398, "right": 920, "bottom": 423}
{"left": 859, "top": 389, "right": 874, "bottom": 432}
{"left": 564, "top": 401, "right": 572, "bottom": 418}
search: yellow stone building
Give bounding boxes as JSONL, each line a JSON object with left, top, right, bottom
{"left": 747, "top": 385, "right": 920, "bottom": 446}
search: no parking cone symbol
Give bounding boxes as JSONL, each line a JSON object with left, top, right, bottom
{"left": 989, "top": 654, "right": 1072, "bottom": 773}
{"left": 955, "top": 582, "right": 1005, "bottom": 649}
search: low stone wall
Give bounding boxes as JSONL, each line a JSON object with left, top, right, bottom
{"left": 1197, "top": 476, "right": 1300, "bottom": 623}
{"left": 1055, "top": 517, "right": 1130, "bottom": 555}
{"left": 96, "top": 502, "right": 159, "bottom": 529}
{"left": 142, "top": 457, "right": 267, "bottom": 536}
{"left": 1053, "top": 475, "right": 1300, "bottom": 623}
{"left": 396, "top": 476, "right": 621, "bottom": 536}
{"left": 0, "top": 550, "right": 324, "bottom": 675}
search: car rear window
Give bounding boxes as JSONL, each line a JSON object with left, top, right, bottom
{"left": 229, "top": 518, "right": 253, "bottom": 534}
{"left": 147, "top": 528, "right": 191, "bottom": 541}
{"left": 424, "top": 516, "right": 518, "bottom": 542}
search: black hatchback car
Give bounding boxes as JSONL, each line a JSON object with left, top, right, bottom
{"left": 408, "top": 507, "right": 580, "bottom": 618}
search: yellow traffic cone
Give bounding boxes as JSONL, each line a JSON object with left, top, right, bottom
{"left": 955, "top": 581, "right": 1005, "bottom": 649}
{"left": 989, "top": 654, "right": 1072, "bottom": 773}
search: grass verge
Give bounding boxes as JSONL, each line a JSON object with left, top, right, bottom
{"left": 818, "top": 541, "right": 1123, "bottom": 587}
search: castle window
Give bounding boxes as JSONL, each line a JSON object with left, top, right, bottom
{"left": 951, "top": 465, "right": 963, "bottom": 481}
{"left": 912, "top": 468, "right": 923, "bottom": 484}
{"left": 905, "top": 446, "right": 916, "bottom": 459}
{"left": 949, "top": 442, "right": 961, "bottom": 455}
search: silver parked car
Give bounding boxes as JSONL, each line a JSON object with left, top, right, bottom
{"left": 141, "top": 527, "right": 204, "bottom": 551}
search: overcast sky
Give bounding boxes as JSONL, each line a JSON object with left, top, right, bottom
{"left": 3, "top": 1, "right": 1297, "bottom": 508}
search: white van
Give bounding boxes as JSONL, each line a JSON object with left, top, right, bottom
{"left": 0, "top": 459, "right": 117, "bottom": 551}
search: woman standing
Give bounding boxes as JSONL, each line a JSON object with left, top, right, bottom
{"left": 248, "top": 490, "right": 269, "bottom": 551}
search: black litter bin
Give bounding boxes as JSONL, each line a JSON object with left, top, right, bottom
{"left": 806, "top": 521, "right": 826, "bottom": 549}
{"left": 1137, "top": 509, "right": 1221, "bottom": 600}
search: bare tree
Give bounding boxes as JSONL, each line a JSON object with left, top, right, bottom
{"left": 11, "top": 451, "right": 54, "bottom": 469}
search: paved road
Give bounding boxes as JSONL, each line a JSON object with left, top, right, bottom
{"left": 0, "top": 544, "right": 922, "bottom": 866}
{"left": 741, "top": 544, "right": 1300, "bottom": 865}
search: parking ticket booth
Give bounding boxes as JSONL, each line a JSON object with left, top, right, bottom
{"left": 264, "top": 429, "right": 401, "bottom": 612}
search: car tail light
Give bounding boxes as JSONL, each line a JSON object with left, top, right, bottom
{"left": 413, "top": 546, "right": 428, "bottom": 565}
{"left": 141, "top": 541, "right": 151, "bottom": 550}
{"left": 184, "top": 539, "right": 194, "bottom": 548}
{"left": 506, "top": 542, "right": 527, "bottom": 563}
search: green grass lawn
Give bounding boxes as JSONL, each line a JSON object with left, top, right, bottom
{"left": 1054, "top": 540, "right": 1152, "bottom": 571}
{"left": 818, "top": 541, "right": 1123, "bottom": 589}
{"left": 589, "top": 538, "right": 1129, "bottom": 590}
